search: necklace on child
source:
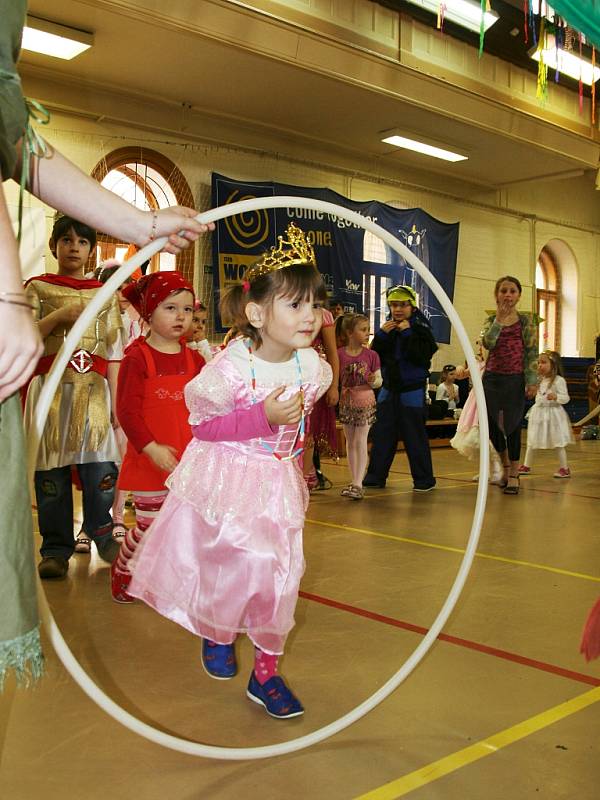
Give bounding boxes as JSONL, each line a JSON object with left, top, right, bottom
{"left": 246, "top": 340, "right": 305, "bottom": 461}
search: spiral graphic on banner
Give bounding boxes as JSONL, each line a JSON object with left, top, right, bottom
{"left": 224, "top": 190, "right": 269, "bottom": 249}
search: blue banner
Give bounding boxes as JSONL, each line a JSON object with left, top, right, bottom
{"left": 211, "top": 173, "right": 459, "bottom": 343}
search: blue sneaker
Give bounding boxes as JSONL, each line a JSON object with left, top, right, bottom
{"left": 201, "top": 640, "right": 237, "bottom": 680}
{"left": 246, "top": 672, "right": 304, "bottom": 718}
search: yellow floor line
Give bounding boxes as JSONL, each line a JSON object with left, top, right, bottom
{"left": 305, "top": 518, "right": 600, "bottom": 583}
{"left": 353, "top": 686, "right": 600, "bottom": 799}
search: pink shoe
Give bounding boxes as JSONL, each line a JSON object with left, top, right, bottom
{"left": 553, "top": 467, "right": 571, "bottom": 479}
{"left": 110, "top": 561, "right": 134, "bottom": 603}
{"left": 517, "top": 465, "right": 531, "bottom": 475}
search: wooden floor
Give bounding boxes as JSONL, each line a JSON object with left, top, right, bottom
{"left": 2, "top": 441, "right": 599, "bottom": 799}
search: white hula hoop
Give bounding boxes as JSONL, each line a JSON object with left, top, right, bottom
{"left": 31, "top": 198, "right": 489, "bottom": 760}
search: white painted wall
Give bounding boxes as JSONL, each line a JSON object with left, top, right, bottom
{"left": 5, "top": 111, "right": 599, "bottom": 363}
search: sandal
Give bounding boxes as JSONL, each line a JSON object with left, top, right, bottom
{"left": 112, "top": 524, "right": 127, "bottom": 540}
{"left": 503, "top": 475, "right": 520, "bottom": 495}
{"left": 347, "top": 485, "right": 364, "bottom": 501}
{"left": 74, "top": 530, "right": 91, "bottom": 554}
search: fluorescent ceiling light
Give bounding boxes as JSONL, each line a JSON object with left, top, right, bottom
{"left": 22, "top": 16, "right": 93, "bottom": 60}
{"left": 402, "top": 0, "right": 499, "bottom": 34}
{"left": 530, "top": 35, "right": 600, "bottom": 86}
{"left": 382, "top": 133, "right": 468, "bottom": 162}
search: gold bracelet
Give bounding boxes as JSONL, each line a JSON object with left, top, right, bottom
{"left": 0, "top": 297, "right": 34, "bottom": 310}
{"left": 148, "top": 209, "right": 158, "bottom": 242}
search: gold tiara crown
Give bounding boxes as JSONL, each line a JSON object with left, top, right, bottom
{"left": 244, "top": 222, "right": 316, "bottom": 286}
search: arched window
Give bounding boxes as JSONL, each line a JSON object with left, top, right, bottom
{"left": 536, "top": 247, "right": 560, "bottom": 352}
{"left": 363, "top": 231, "right": 393, "bottom": 332}
{"left": 91, "top": 147, "right": 196, "bottom": 284}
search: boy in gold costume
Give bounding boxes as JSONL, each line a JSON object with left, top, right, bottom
{"left": 24, "top": 216, "right": 125, "bottom": 579}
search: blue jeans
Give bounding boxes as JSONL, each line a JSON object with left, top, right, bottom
{"left": 365, "top": 390, "right": 435, "bottom": 489}
{"left": 35, "top": 462, "right": 118, "bottom": 559}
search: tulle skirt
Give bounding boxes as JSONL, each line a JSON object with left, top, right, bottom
{"left": 526, "top": 405, "right": 575, "bottom": 449}
{"left": 450, "top": 386, "right": 481, "bottom": 459}
{"left": 128, "top": 439, "right": 308, "bottom": 654}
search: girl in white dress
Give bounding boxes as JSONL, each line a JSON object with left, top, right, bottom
{"left": 519, "top": 351, "right": 575, "bottom": 478}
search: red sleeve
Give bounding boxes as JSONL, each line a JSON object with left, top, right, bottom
{"left": 191, "top": 349, "right": 205, "bottom": 375}
{"left": 116, "top": 348, "right": 155, "bottom": 453}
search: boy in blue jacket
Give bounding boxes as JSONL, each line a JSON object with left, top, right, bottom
{"left": 363, "top": 285, "right": 438, "bottom": 491}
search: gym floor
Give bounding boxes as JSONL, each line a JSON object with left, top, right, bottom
{"left": 1, "top": 441, "right": 599, "bottom": 799}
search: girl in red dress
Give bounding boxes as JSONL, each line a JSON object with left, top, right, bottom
{"left": 110, "top": 272, "right": 205, "bottom": 603}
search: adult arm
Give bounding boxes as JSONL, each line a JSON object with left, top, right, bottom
{"left": 0, "top": 184, "right": 43, "bottom": 399}
{"left": 18, "top": 142, "right": 214, "bottom": 254}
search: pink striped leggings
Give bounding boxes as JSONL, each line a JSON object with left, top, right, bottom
{"left": 115, "top": 490, "right": 168, "bottom": 573}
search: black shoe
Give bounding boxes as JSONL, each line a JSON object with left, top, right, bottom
{"left": 315, "top": 470, "right": 332, "bottom": 490}
{"left": 503, "top": 475, "right": 520, "bottom": 495}
{"left": 362, "top": 475, "right": 386, "bottom": 488}
{"left": 38, "top": 556, "right": 69, "bottom": 579}
{"left": 413, "top": 483, "right": 436, "bottom": 493}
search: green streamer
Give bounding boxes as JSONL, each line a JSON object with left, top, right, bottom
{"left": 0, "top": 626, "right": 44, "bottom": 691}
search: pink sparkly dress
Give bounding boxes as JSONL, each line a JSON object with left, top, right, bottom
{"left": 128, "top": 338, "right": 332, "bottom": 654}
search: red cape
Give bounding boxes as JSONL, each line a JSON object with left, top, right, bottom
{"left": 24, "top": 274, "right": 103, "bottom": 289}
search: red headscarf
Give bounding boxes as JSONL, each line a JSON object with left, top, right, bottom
{"left": 122, "top": 272, "right": 194, "bottom": 321}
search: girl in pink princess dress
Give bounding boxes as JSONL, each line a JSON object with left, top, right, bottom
{"left": 450, "top": 340, "right": 504, "bottom": 483}
{"left": 128, "top": 224, "right": 332, "bottom": 719}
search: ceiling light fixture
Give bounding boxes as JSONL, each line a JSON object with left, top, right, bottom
{"left": 530, "top": 35, "right": 600, "bottom": 86}
{"left": 401, "top": 0, "right": 499, "bottom": 34}
{"left": 381, "top": 133, "right": 468, "bottom": 162}
{"left": 21, "top": 16, "right": 93, "bottom": 60}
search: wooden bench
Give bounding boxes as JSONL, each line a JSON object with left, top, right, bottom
{"left": 335, "top": 417, "right": 458, "bottom": 457}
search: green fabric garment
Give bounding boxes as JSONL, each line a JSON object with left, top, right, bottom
{"left": 0, "top": 0, "right": 28, "bottom": 180}
{"left": 549, "top": 1, "right": 600, "bottom": 50}
{"left": 0, "top": 394, "right": 43, "bottom": 690}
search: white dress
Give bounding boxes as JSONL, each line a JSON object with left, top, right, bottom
{"left": 526, "top": 376, "right": 575, "bottom": 449}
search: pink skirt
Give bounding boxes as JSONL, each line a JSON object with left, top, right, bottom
{"left": 128, "top": 439, "right": 308, "bottom": 654}
{"left": 339, "top": 386, "right": 376, "bottom": 427}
